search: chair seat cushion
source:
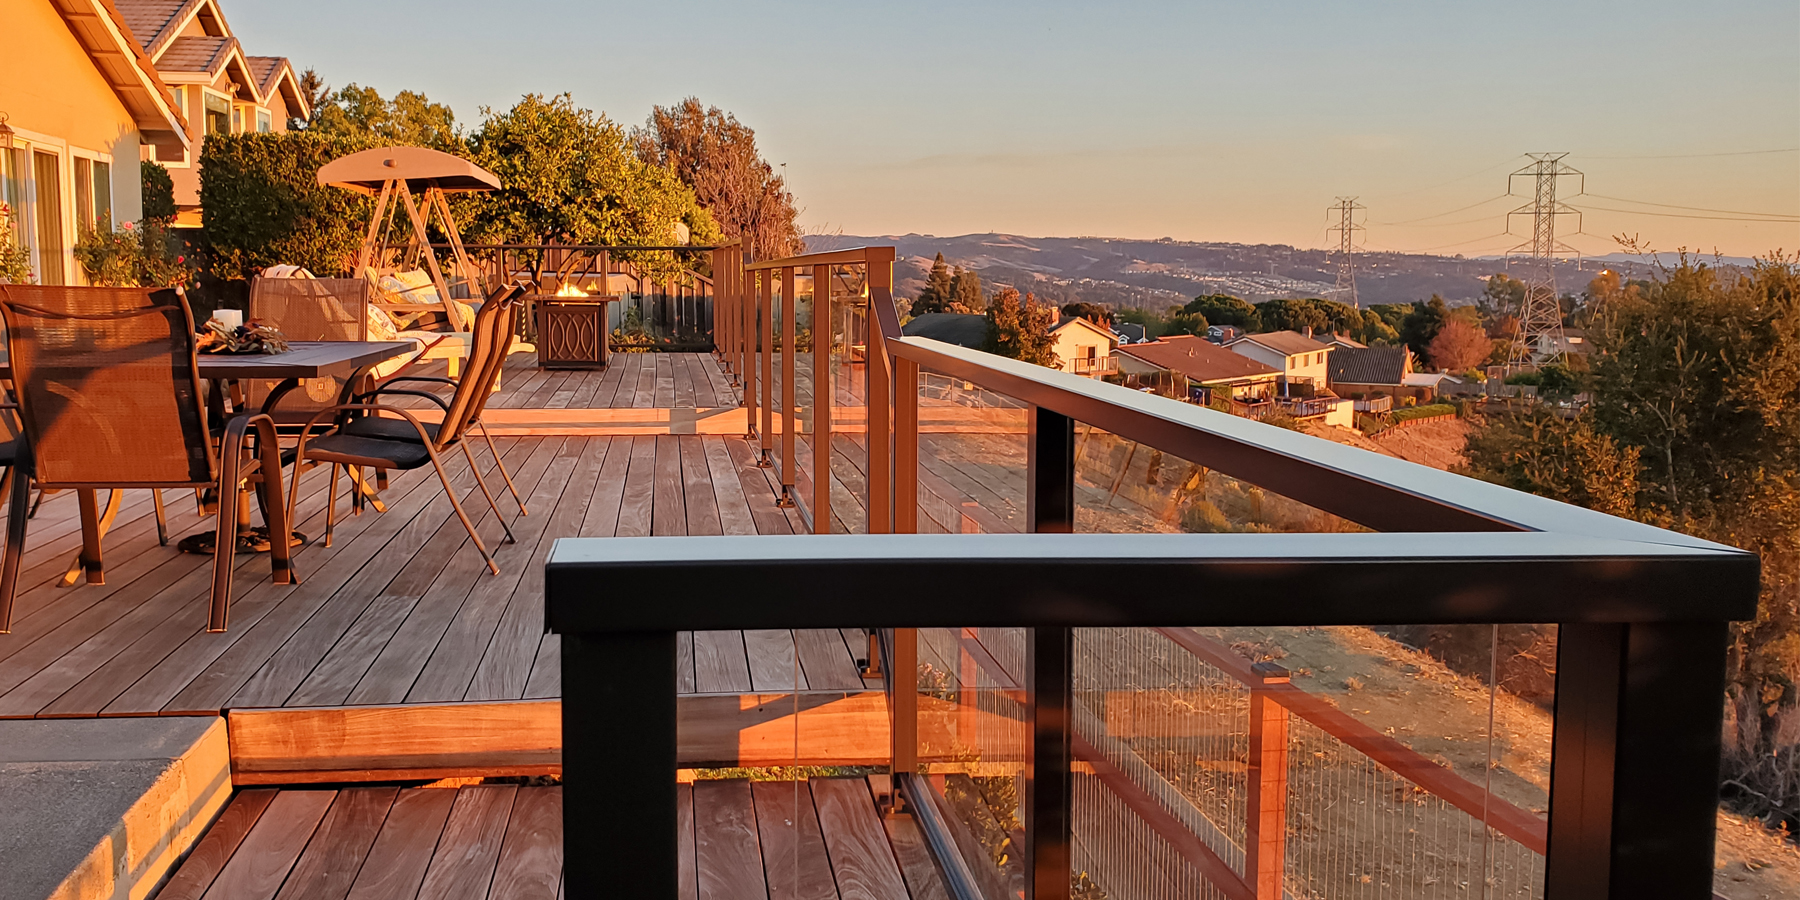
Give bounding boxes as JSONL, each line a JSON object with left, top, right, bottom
{"left": 302, "top": 433, "right": 431, "bottom": 470}
{"left": 341, "top": 416, "right": 440, "bottom": 444}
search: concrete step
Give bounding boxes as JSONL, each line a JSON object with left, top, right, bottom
{"left": 0, "top": 716, "right": 230, "bottom": 900}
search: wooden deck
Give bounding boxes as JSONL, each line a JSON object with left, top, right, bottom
{"left": 158, "top": 778, "right": 948, "bottom": 900}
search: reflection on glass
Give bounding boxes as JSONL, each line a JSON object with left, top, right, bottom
{"left": 913, "top": 367, "right": 1030, "bottom": 534}
{"left": 1073, "top": 423, "right": 1370, "bottom": 535}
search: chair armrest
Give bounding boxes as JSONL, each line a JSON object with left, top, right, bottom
{"left": 352, "top": 387, "right": 452, "bottom": 412}
{"left": 380, "top": 376, "right": 457, "bottom": 388}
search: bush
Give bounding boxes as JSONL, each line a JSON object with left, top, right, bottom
{"left": 199, "top": 132, "right": 375, "bottom": 280}
{"left": 1391, "top": 403, "right": 1457, "bottom": 424}
{"left": 0, "top": 203, "right": 31, "bottom": 284}
{"left": 73, "top": 219, "right": 193, "bottom": 288}
{"left": 141, "top": 161, "right": 177, "bottom": 222}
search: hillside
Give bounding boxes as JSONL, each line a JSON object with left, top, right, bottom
{"left": 806, "top": 232, "right": 1660, "bottom": 310}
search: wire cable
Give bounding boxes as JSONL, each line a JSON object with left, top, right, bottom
{"left": 1581, "top": 147, "right": 1799, "bottom": 160}
{"left": 1574, "top": 204, "right": 1800, "bottom": 223}
{"left": 1576, "top": 192, "right": 1798, "bottom": 220}
{"left": 1364, "top": 156, "right": 1527, "bottom": 200}
{"left": 1372, "top": 194, "right": 1512, "bottom": 226}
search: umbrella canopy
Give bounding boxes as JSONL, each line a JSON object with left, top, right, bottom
{"left": 317, "top": 145, "right": 500, "bottom": 195}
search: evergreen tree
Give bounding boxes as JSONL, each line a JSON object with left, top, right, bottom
{"left": 1183, "top": 294, "right": 1260, "bottom": 332}
{"left": 912, "top": 253, "right": 954, "bottom": 315}
{"left": 949, "top": 266, "right": 984, "bottom": 313}
{"left": 983, "top": 287, "right": 1058, "bottom": 366}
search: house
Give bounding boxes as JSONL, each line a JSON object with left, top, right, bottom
{"left": 1205, "top": 324, "right": 1241, "bottom": 344}
{"left": 1111, "top": 321, "right": 1147, "bottom": 345}
{"left": 1225, "top": 329, "right": 1333, "bottom": 394}
{"left": 1049, "top": 314, "right": 1117, "bottom": 376}
{"left": 113, "top": 0, "right": 311, "bottom": 225}
{"left": 1115, "top": 334, "right": 1279, "bottom": 403}
{"left": 1, "top": 0, "right": 189, "bottom": 284}
{"left": 901, "top": 312, "right": 987, "bottom": 349}
{"left": 1329, "top": 345, "right": 1428, "bottom": 400}
{"left": 1535, "top": 327, "right": 1592, "bottom": 358}
{"left": 1326, "top": 333, "right": 1366, "bottom": 350}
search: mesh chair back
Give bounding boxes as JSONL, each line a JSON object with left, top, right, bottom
{"left": 435, "top": 285, "right": 521, "bottom": 447}
{"left": 247, "top": 277, "right": 374, "bottom": 416}
{"left": 0, "top": 285, "right": 213, "bottom": 487}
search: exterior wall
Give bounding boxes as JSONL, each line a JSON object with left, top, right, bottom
{"left": 1228, "top": 340, "right": 1331, "bottom": 387}
{"left": 1204, "top": 374, "right": 1278, "bottom": 400}
{"left": 0, "top": 0, "right": 147, "bottom": 283}
{"left": 1051, "top": 321, "right": 1114, "bottom": 376}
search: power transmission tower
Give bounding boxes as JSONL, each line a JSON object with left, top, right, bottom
{"left": 1327, "top": 198, "right": 1364, "bottom": 308}
{"left": 1506, "top": 154, "right": 1582, "bottom": 367}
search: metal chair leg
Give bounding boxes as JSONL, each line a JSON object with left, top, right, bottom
{"left": 152, "top": 489, "right": 169, "bottom": 546}
{"left": 477, "top": 422, "right": 527, "bottom": 516}
{"left": 0, "top": 468, "right": 24, "bottom": 633}
{"left": 324, "top": 464, "right": 341, "bottom": 547}
{"left": 460, "top": 441, "right": 515, "bottom": 544}
{"left": 426, "top": 447, "right": 499, "bottom": 575}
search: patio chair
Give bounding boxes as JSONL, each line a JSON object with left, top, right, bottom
{"left": 0, "top": 285, "right": 294, "bottom": 634}
{"left": 338, "top": 284, "right": 529, "bottom": 517}
{"left": 285, "top": 285, "right": 524, "bottom": 573}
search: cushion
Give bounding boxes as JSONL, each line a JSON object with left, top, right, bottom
{"left": 303, "top": 432, "right": 432, "bottom": 470}
{"left": 342, "top": 416, "right": 441, "bottom": 444}
{"left": 379, "top": 270, "right": 442, "bottom": 305}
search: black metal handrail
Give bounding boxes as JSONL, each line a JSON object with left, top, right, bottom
{"left": 551, "top": 246, "right": 1759, "bottom": 900}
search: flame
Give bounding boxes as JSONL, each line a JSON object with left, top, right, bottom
{"left": 554, "top": 282, "right": 588, "bottom": 297}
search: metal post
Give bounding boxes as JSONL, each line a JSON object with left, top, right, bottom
{"left": 779, "top": 266, "right": 797, "bottom": 507}
{"left": 758, "top": 266, "right": 774, "bottom": 465}
{"left": 1026, "top": 625, "right": 1072, "bottom": 900}
{"left": 866, "top": 249, "right": 895, "bottom": 534}
{"left": 1026, "top": 405, "right": 1074, "bottom": 900}
{"left": 743, "top": 266, "right": 758, "bottom": 437}
{"left": 812, "top": 263, "right": 831, "bottom": 534}
{"left": 1546, "top": 622, "right": 1730, "bottom": 900}
{"left": 1246, "top": 662, "right": 1291, "bottom": 900}
{"left": 561, "top": 630, "right": 677, "bottom": 900}
{"left": 895, "top": 358, "right": 919, "bottom": 534}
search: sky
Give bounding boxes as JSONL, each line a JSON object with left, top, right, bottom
{"left": 228, "top": 0, "right": 1799, "bottom": 258}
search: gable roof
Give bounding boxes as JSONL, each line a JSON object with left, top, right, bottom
{"left": 1117, "top": 335, "right": 1279, "bottom": 385}
{"left": 1228, "top": 330, "right": 1331, "bottom": 357}
{"left": 902, "top": 313, "right": 988, "bottom": 349}
{"left": 1328, "top": 346, "right": 1411, "bottom": 385}
{"left": 245, "top": 55, "right": 309, "bottom": 119}
{"left": 117, "top": 0, "right": 222, "bottom": 60}
{"left": 155, "top": 33, "right": 234, "bottom": 74}
{"left": 49, "top": 0, "right": 189, "bottom": 153}
{"left": 1112, "top": 322, "right": 1147, "bottom": 344}
{"left": 1050, "top": 315, "right": 1116, "bottom": 344}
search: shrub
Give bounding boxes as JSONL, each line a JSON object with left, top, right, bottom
{"left": 141, "top": 161, "right": 177, "bottom": 222}
{"left": 199, "top": 132, "right": 375, "bottom": 280}
{"left": 0, "top": 203, "right": 31, "bottom": 284}
{"left": 1391, "top": 403, "right": 1457, "bottom": 424}
{"left": 72, "top": 219, "right": 192, "bottom": 288}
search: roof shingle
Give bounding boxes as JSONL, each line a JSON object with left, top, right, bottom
{"left": 1229, "top": 330, "right": 1330, "bottom": 357}
{"left": 1117, "top": 335, "right": 1279, "bottom": 384}
{"left": 155, "top": 34, "right": 234, "bottom": 74}
{"left": 902, "top": 313, "right": 988, "bottom": 349}
{"left": 1328, "top": 346, "right": 1411, "bottom": 385}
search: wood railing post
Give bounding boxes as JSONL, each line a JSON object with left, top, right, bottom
{"left": 1246, "top": 661, "right": 1291, "bottom": 900}
{"left": 758, "top": 266, "right": 774, "bottom": 465}
{"left": 890, "top": 626, "right": 918, "bottom": 777}
{"left": 1025, "top": 406, "right": 1075, "bottom": 900}
{"left": 780, "top": 266, "right": 797, "bottom": 507}
{"left": 812, "top": 263, "right": 831, "bottom": 533}
{"left": 866, "top": 248, "right": 895, "bottom": 533}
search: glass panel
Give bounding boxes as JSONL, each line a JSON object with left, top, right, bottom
{"left": 73, "top": 157, "right": 93, "bottom": 232}
{"left": 257, "top": 109, "right": 273, "bottom": 133}
{"left": 204, "top": 93, "right": 230, "bottom": 135}
{"left": 91, "top": 161, "right": 110, "bottom": 227}
{"left": 911, "top": 365, "right": 1030, "bottom": 534}
{"left": 1072, "top": 623, "right": 1553, "bottom": 899}
{"left": 1073, "top": 422, "right": 1371, "bottom": 535}
{"left": 31, "top": 150, "right": 63, "bottom": 285}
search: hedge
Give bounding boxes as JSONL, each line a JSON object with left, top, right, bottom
{"left": 1391, "top": 403, "right": 1458, "bottom": 424}
{"left": 198, "top": 132, "right": 374, "bottom": 280}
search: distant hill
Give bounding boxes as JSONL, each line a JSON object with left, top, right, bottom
{"left": 805, "top": 233, "right": 1661, "bottom": 310}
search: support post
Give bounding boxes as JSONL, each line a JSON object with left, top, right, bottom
{"left": 895, "top": 357, "right": 919, "bottom": 534}
{"left": 758, "top": 266, "right": 774, "bottom": 465}
{"left": 1028, "top": 407, "right": 1076, "bottom": 534}
{"left": 743, "top": 266, "right": 758, "bottom": 433}
{"left": 561, "top": 630, "right": 677, "bottom": 900}
{"left": 1545, "top": 622, "right": 1730, "bottom": 900}
{"left": 866, "top": 249, "right": 895, "bottom": 534}
{"left": 1025, "top": 405, "right": 1074, "bottom": 900}
{"left": 779, "top": 266, "right": 797, "bottom": 507}
{"left": 890, "top": 627, "right": 918, "bottom": 777}
{"left": 812, "top": 263, "right": 831, "bottom": 534}
{"left": 1246, "top": 662, "right": 1291, "bottom": 900}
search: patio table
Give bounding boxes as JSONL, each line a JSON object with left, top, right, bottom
{"left": 0, "top": 341, "right": 415, "bottom": 579}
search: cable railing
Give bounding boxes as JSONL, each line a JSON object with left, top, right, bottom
{"left": 548, "top": 246, "right": 1760, "bottom": 900}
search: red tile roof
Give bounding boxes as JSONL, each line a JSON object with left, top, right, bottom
{"left": 1117, "top": 335, "right": 1279, "bottom": 384}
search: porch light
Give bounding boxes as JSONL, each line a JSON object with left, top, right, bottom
{"left": 0, "top": 112, "right": 14, "bottom": 151}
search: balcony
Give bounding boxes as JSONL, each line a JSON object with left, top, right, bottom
{"left": 1, "top": 245, "right": 1758, "bottom": 900}
{"left": 1070, "top": 355, "right": 1118, "bottom": 376}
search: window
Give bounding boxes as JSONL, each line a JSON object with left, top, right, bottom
{"left": 256, "top": 108, "right": 273, "bottom": 133}
{"left": 31, "top": 150, "right": 64, "bottom": 285}
{"left": 74, "top": 157, "right": 92, "bottom": 232}
{"left": 92, "top": 161, "right": 111, "bottom": 228}
{"left": 204, "top": 92, "right": 230, "bottom": 135}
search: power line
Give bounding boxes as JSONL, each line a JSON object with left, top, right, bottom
{"left": 1580, "top": 147, "right": 1800, "bottom": 160}
{"left": 1366, "top": 156, "right": 1527, "bottom": 200}
{"left": 1574, "top": 205, "right": 1800, "bottom": 223}
{"left": 1576, "top": 192, "right": 1798, "bottom": 220}
{"left": 1327, "top": 198, "right": 1365, "bottom": 308}
{"left": 1372, "top": 194, "right": 1511, "bottom": 226}
{"left": 1507, "top": 153, "right": 1581, "bottom": 367}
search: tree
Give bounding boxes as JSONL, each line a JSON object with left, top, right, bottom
{"left": 1060, "top": 301, "right": 1109, "bottom": 326}
{"left": 912, "top": 253, "right": 954, "bottom": 314}
{"left": 1479, "top": 272, "right": 1526, "bottom": 321}
{"left": 1398, "top": 295, "right": 1471, "bottom": 361}
{"left": 140, "top": 160, "right": 176, "bottom": 223}
{"left": 1462, "top": 408, "right": 1641, "bottom": 518}
{"left": 1184, "top": 294, "right": 1259, "bottom": 331}
{"left": 308, "top": 84, "right": 462, "bottom": 149}
{"left": 462, "top": 94, "right": 719, "bottom": 282}
{"left": 949, "top": 267, "right": 984, "bottom": 313}
{"left": 199, "top": 132, "right": 375, "bottom": 279}
{"left": 292, "top": 68, "right": 330, "bottom": 130}
{"left": 1425, "top": 319, "right": 1491, "bottom": 372}
{"left": 633, "top": 97, "right": 801, "bottom": 259}
{"left": 1256, "top": 297, "right": 1330, "bottom": 335}
{"left": 983, "top": 287, "right": 1058, "bottom": 367}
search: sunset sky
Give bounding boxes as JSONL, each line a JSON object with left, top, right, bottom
{"left": 233, "top": 0, "right": 1798, "bottom": 257}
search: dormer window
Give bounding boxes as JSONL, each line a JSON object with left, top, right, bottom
{"left": 203, "top": 92, "right": 230, "bottom": 135}
{"left": 256, "top": 109, "right": 272, "bottom": 133}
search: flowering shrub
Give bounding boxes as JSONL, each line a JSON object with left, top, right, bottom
{"left": 0, "top": 203, "right": 31, "bottom": 284}
{"left": 73, "top": 218, "right": 193, "bottom": 288}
